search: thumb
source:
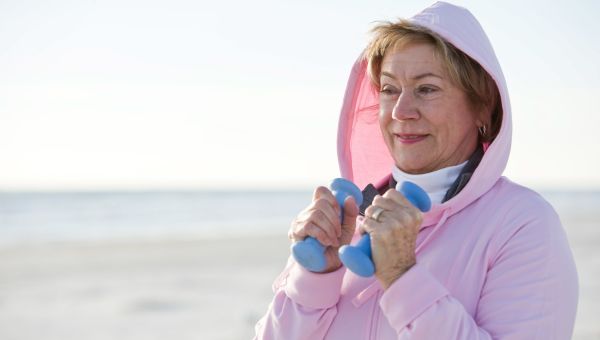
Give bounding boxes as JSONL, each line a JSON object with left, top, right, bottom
{"left": 341, "top": 196, "right": 359, "bottom": 231}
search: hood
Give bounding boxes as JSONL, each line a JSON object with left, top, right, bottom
{"left": 337, "top": 1, "right": 511, "bottom": 224}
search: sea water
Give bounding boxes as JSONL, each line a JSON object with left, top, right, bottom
{"left": 0, "top": 190, "right": 597, "bottom": 245}
{"left": 0, "top": 190, "right": 312, "bottom": 245}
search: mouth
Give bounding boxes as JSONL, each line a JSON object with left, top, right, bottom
{"left": 394, "top": 133, "right": 428, "bottom": 144}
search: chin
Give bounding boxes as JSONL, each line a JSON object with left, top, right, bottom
{"left": 394, "top": 159, "right": 429, "bottom": 174}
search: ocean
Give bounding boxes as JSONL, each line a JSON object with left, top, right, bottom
{"left": 0, "top": 190, "right": 313, "bottom": 245}
{"left": 0, "top": 190, "right": 598, "bottom": 245}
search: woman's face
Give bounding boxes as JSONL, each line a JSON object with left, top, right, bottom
{"left": 379, "top": 42, "right": 481, "bottom": 174}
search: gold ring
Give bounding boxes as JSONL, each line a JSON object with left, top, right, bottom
{"left": 369, "top": 206, "right": 385, "bottom": 222}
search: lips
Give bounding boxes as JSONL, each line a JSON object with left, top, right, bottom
{"left": 394, "top": 133, "right": 428, "bottom": 144}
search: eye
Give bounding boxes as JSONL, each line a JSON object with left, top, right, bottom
{"left": 417, "top": 86, "right": 438, "bottom": 95}
{"left": 379, "top": 85, "right": 398, "bottom": 96}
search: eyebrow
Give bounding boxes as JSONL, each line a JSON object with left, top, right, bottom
{"left": 381, "top": 71, "right": 443, "bottom": 80}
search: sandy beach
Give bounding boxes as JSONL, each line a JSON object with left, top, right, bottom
{"left": 0, "top": 234, "right": 290, "bottom": 340}
{"left": 0, "top": 223, "right": 598, "bottom": 340}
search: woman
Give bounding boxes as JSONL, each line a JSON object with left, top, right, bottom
{"left": 254, "top": 2, "right": 578, "bottom": 339}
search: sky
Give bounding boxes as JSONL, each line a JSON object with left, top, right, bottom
{"left": 0, "top": 0, "right": 599, "bottom": 191}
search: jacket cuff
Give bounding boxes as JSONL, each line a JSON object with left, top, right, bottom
{"left": 283, "top": 263, "right": 346, "bottom": 309}
{"left": 379, "top": 263, "right": 449, "bottom": 330}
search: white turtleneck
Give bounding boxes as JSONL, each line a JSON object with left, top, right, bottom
{"left": 391, "top": 161, "right": 468, "bottom": 205}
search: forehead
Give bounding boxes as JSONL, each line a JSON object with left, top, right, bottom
{"left": 381, "top": 42, "right": 444, "bottom": 76}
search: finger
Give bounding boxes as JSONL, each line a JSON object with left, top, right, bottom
{"left": 365, "top": 204, "right": 390, "bottom": 222}
{"left": 381, "top": 190, "right": 423, "bottom": 225}
{"left": 312, "top": 198, "right": 342, "bottom": 238}
{"left": 357, "top": 217, "right": 369, "bottom": 236}
{"left": 360, "top": 217, "right": 378, "bottom": 235}
{"left": 371, "top": 195, "right": 398, "bottom": 212}
{"left": 290, "top": 212, "right": 337, "bottom": 246}
{"left": 313, "top": 186, "right": 340, "bottom": 215}
{"left": 382, "top": 188, "right": 413, "bottom": 208}
{"left": 364, "top": 200, "right": 418, "bottom": 228}
{"left": 300, "top": 222, "right": 337, "bottom": 247}
{"left": 305, "top": 208, "right": 339, "bottom": 245}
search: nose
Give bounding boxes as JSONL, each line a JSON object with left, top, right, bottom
{"left": 391, "top": 91, "right": 419, "bottom": 121}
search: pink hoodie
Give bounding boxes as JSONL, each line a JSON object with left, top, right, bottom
{"left": 254, "top": 2, "right": 579, "bottom": 339}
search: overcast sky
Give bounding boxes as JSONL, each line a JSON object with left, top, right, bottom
{"left": 1, "top": 0, "right": 598, "bottom": 191}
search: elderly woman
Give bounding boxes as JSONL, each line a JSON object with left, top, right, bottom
{"left": 254, "top": 2, "right": 578, "bottom": 339}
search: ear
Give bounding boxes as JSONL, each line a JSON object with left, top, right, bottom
{"left": 474, "top": 114, "right": 484, "bottom": 129}
{"left": 476, "top": 107, "right": 492, "bottom": 128}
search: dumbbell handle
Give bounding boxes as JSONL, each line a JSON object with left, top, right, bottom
{"left": 338, "top": 181, "right": 431, "bottom": 277}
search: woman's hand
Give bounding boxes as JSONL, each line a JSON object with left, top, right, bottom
{"left": 288, "top": 186, "right": 359, "bottom": 273}
{"left": 361, "top": 189, "right": 424, "bottom": 289}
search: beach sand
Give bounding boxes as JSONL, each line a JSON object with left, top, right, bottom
{"left": 0, "top": 226, "right": 598, "bottom": 340}
{"left": 0, "top": 234, "right": 290, "bottom": 340}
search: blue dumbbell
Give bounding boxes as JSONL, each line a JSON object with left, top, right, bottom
{"left": 291, "top": 178, "right": 364, "bottom": 272}
{"left": 338, "top": 181, "right": 431, "bottom": 277}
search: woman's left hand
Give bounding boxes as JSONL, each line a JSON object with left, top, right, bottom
{"left": 361, "top": 188, "right": 424, "bottom": 290}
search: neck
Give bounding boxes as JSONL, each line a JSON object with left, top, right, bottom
{"left": 392, "top": 162, "right": 467, "bottom": 205}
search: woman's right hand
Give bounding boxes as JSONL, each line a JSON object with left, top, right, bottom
{"left": 288, "top": 186, "right": 360, "bottom": 273}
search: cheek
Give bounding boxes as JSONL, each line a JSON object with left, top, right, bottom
{"left": 439, "top": 115, "right": 477, "bottom": 146}
{"left": 379, "top": 109, "right": 392, "bottom": 133}
{"left": 431, "top": 97, "right": 477, "bottom": 139}
{"left": 379, "top": 101, "right": 390, "bottom": 119}
{"left": 378, "top": 109, "right": 395, "bottom": 148}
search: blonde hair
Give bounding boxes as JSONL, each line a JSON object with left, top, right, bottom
{"left": 364, "top": 19, "right": 501, "bottom": 143}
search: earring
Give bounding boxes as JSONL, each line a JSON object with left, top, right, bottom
{"left": 478, "top": 125, "right": 487, "bottom": 137}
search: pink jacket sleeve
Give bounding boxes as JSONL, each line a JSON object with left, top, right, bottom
{"left": 380, "top": 210, "right": 578, "bottom": 339}
{"left": 253, "top": 258, "right": 347, "bottom": 340}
